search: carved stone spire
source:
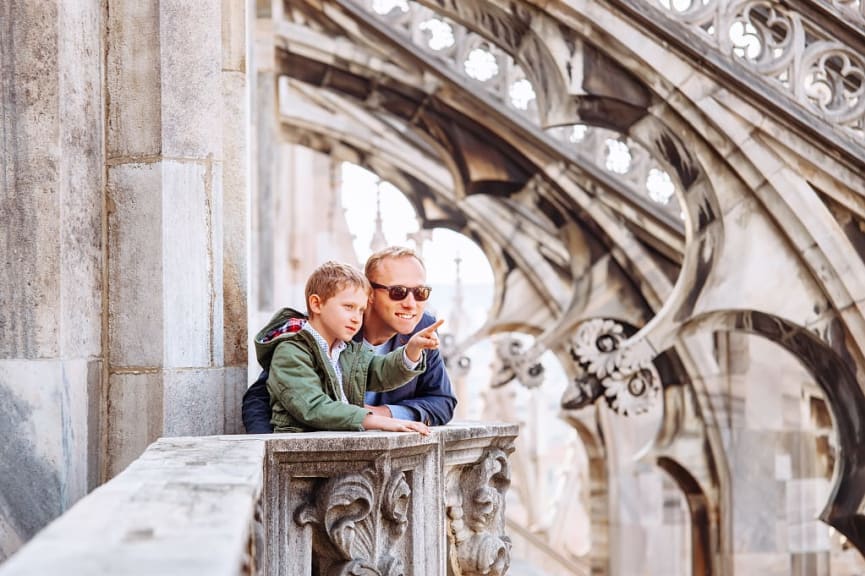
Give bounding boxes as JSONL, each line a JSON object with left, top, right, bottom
{"left": 370, "top": 185, "right": 388, "bottom": 253}
{"left": 451, "top": 254, "right": 465, "bottom": 339}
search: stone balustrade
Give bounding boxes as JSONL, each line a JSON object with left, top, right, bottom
{"left": 0, "top": 422, "right": 517, "bottom": 576}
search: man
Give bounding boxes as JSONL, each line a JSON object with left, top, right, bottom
{"left": 242, "top": 246, "right": 457, "bottom": 433}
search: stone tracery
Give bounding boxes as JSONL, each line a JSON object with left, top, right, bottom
{"left": 651, "top": 0, "right": 865, "bottom": 137}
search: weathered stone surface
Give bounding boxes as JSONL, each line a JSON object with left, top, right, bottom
{"left": 0, "top": 360, "right": 97, "bottom": 560}
{"left": 222, "top": 68, "right": 248, "bottom": 367}
{"left": 0, "top": 437, "right": 267, "bottom": 576}
{"left": 0, "top": 425, "right": 516, "bottom": 576}
{"left": 160, "top": 0, "right": 223, "bottom": 160}
{"left": 161, "top": 159, "right": 222, "bottom": 369}
{"left": 0, "top": 0, "right": 102, "bottom": 360}
{"left": 107, "top": 162, "right": 164, "bottom": 368}
{"left": 105, "top": 2, "right": 162, "bottom": 158}
{"left": 163, "top": 368, "right": 226, "bottom": 437}
{"left": 100, "top": 0, "right": 240, "bottom": 485}
{"left": 223, "top": 366, "right": 248, "bottom": 435}
{"left": 0, "top": 0, "right": 103, "bottom": 563}
{"left": 105, "top": 372, "right": 164, "bottom": 479}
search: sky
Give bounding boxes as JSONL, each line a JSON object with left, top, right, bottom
{"left": 339, "top": 162, "right": 494, "bottom": 286}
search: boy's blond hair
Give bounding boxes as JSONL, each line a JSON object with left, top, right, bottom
{"left": 305, "top": 261, "right": 371, "bottom": 315}
{"left": 364, "top": 246, "right": 426, "bottom": 280}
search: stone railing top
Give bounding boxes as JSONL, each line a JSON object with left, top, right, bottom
{"left": 0, "top": 423, "right": 519, "bottom": 576}
{"left": 0, "top": 436, "right": 268, "bottom": 576}
{"left": 259, "top": 422, "right": 517, "bottom": 458}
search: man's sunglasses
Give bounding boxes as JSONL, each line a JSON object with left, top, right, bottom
{"left": 371, "top": 282, "right": 432, "bottom": 302}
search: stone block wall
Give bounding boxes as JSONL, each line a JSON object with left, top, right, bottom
{"left": 0, "top": 0, "right": 248, "bottom": 561}
{"left": 0, "top": 0, "right": 104, "bottom": 560}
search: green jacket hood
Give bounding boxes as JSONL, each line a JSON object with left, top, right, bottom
{"left": 254, "top": 307, "right": 308, "bottom": 371}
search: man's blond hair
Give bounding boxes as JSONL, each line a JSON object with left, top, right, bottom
{"left": 364, "top": 246, "right": 426, "bottom": 281}
{"left": 305, "top": 261, "right": 371, "bottom": 314}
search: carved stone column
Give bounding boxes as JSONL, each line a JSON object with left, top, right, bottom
{"left": 265, "top": 432, "right": 445, "bottom": 576}
{"left": 441, "top": 423, "right": 519, "bottom": 576}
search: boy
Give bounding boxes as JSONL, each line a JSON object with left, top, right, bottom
{"left": 254, "top": 260, "right": 442, "bottom": 434}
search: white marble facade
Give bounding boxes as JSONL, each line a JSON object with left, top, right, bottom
{"left": 4, "top": 0, "right": 865, "bottom": 574}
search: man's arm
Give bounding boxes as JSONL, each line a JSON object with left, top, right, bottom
{"left": 241, "top": 371, "right": 274, "bottom": 433}
{"left": 366, "top": 313, "right": 457, "bottom": 425}
{"left": 391, "top": 346, "right": 456, "bottom": 425}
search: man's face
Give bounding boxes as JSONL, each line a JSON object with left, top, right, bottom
{"left": 366, "top": 256, "right": 428, "bottom": 337}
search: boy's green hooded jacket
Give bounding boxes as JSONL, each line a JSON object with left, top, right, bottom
{"left": 254, "top": 307, "right": 426, "bottom": 433}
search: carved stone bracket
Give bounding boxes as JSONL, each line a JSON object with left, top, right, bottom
{"left": 566, "top": 318, "right": 661, "bottom": 416}
{"left": 489, "top": 335, "right": 545, "bottom": 389}
{"left": 295, "top": 458, "right": 411, "bottom": 576}
{"left": 445, "top": 449, "right": 512, "bottom": 576}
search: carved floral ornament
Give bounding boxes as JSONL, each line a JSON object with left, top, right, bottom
{"left": 567, "top": 318, "right": 662, "bottom": 416}
{"left": 295, "top": 460, "right": 411, "bottom": 576}
{"left": 654, "top": 0, "right": 865, "bottom": 137}
{"left": 489, "top": 335, "right": 545, "bottom": 389}
{"left": 446, "top": 449, "right": 513, "bottom": 576}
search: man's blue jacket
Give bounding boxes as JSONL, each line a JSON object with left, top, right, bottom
{"left": 241, "top": 311, "right": 457, "bottom": 433}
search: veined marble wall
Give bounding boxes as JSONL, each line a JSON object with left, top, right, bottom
{"left": 0, "top": 0, "right": 104, "bottom": 560}
{"left": 0, "top": 0, "right": 248, "bottom": 561}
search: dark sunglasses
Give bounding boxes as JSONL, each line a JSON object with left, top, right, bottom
{"left": 370, "top": 282, "right": 432, "bottom": 302}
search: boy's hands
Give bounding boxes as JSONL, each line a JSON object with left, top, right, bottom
{"left": 363, "top": 413, "right": 431, "bottom": 436}
{"left": 405, "top": 318, "right": 445, "bottom": 363}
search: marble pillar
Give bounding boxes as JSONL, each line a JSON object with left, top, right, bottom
{"left": 104, "top": 0, "right": 248, "bottom": 476}
{"left": 0, "top": 0, "right": 104, "bottom": 561}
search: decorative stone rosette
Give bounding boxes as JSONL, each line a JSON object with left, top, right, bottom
{"left": 445, "top": 449, "right": 512, "bottom": 576}
{"left": 295, "top": 458, "right": 411, "bottom": 576}
{"left": 489, "top": 335, "right": 545, "bottom": 389}
{"left": 566, "top": 318, "right": 661, "bottom": 416}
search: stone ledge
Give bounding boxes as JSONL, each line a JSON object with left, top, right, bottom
{"left": 0, "top": 423, "right": 518, "bottom": 576}
{"left": 0, "top": 437, "right": 267, "bottom": 576}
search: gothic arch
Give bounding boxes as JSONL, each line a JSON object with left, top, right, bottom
{"left": 657, "top": 455, "right": 713, "bottom": 576}
{"left": 680, "top": 309, "right": 865, "bottom": 555}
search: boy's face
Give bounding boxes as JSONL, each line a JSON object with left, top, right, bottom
{"left": 309, "top": 284, "right": 368, "bottom": 348}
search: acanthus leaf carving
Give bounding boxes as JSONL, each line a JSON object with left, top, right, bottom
{"left": 295, "top": 458, "right": 410, "bottom": 576}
